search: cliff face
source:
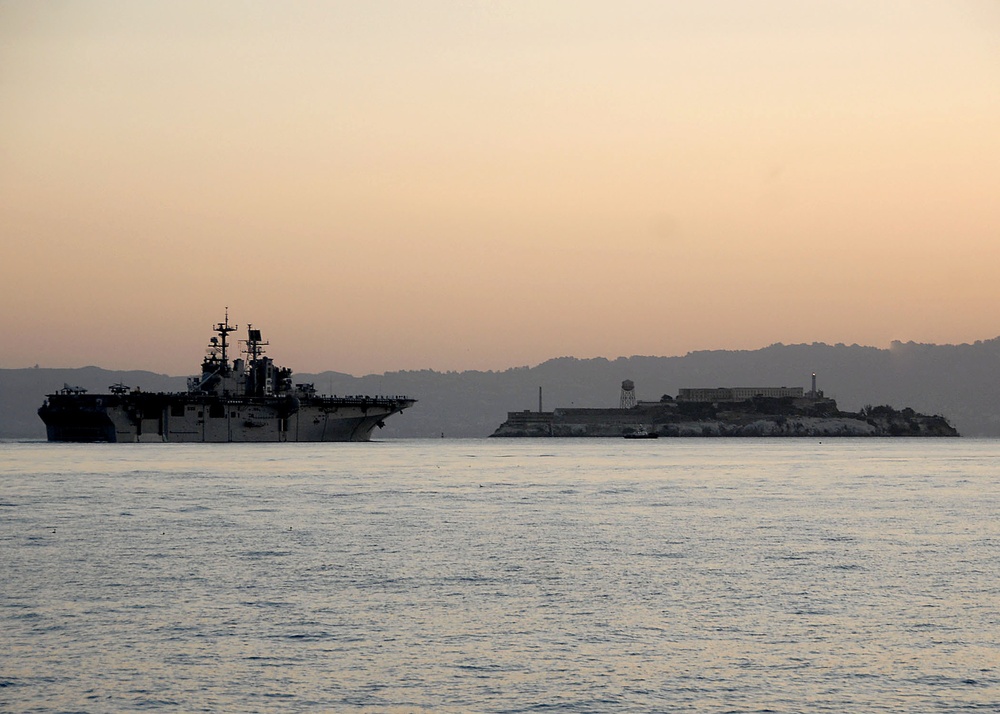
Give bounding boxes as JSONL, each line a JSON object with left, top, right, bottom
{"left": 858, "top": 406, "right": 958, "bottom": 437}
{"left": 491, "top": 398, "right": 959, "bottom": 438}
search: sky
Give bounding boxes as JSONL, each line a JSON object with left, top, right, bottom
{"left": 2, "top": 1, "right": 999, "bottom": 376}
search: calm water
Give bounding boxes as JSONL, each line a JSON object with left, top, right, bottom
{"left": 1, "top": 438, "right": 998, "bottom": 713}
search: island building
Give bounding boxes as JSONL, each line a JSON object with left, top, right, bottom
{"left": 676, "top": 374, "right": 824, "bottom": 403}
{"left": 676, "top": 386, "right": 803, "bottom": 402}
{"left": 487, "top": 373, "right": 958, "bottom": 438}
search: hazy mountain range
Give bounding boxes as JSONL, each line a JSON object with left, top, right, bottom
{"left": 4, "top": 338, "right": 1000, "bottom": 439}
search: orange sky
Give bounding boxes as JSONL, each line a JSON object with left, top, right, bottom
{"left": 2, "top": 1, "right": 999, "bottom": 376}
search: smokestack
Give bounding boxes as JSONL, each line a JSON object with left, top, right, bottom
{"left": 811, "top": 373, "right": 817, "bottom": 395}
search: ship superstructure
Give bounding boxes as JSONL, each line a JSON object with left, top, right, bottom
{"left": 38, "top": 313, "right": 415, "bottom": 442}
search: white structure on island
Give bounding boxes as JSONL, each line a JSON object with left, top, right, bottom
{"left": 620, "top": 380, "right": 637, "bottom": 409}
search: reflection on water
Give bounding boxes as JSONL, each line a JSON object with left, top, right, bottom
{"left": 1, "top": 439, "right": 999, "bottom": 712}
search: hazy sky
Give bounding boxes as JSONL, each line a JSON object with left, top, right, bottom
{"left": 2, "top": 1, "right": 998, "bottom": 376}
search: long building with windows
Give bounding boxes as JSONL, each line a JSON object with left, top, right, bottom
{"left": 676, "top": 386, "right": 804, "bottom": 403}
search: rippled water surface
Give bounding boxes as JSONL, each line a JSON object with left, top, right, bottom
{"left": 2, "top": 438, "right": 999, "bottom": 713}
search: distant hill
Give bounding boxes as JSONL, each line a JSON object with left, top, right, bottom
{"left": 4, "top": 338, "right": 1000, "bottom": 439}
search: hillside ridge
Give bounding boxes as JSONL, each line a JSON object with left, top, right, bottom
{"left": 3, "top": 338, "right": 999, "bottom": 438}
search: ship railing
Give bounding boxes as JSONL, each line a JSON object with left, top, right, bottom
{"left": 324, "top": 394, "right": 413, "bottom": 403}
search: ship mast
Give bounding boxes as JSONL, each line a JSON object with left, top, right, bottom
{"left": 243, "top": 323, "right": 274, "bottom": 397}
{"left": 213, "top": 308, "right": 238, "bottom": 371}
{"left": 244, "top": 323, "right": 268, "bottom": 366}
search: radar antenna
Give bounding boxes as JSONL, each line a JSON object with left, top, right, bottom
{"left": 244, "top": 324, "right": 269, "bottom": 365}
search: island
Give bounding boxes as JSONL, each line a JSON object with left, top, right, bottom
{"left": 490, "top": 379, "right": 958, "bottom": 437}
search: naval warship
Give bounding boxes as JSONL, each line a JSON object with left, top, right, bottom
{"left": 38, "top": 314, "right": 416, "bottom": 442}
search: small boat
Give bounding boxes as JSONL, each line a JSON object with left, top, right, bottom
{"left": 623, "top": 428, "right": 658, "bottom": 439}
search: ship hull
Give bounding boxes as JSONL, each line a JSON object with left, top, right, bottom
{"left": 39, "top": 393, "right": 415, "bottom": 443}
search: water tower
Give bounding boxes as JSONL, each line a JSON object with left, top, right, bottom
{"left": 620, "top": 380, "right": 637, "bottom": 409}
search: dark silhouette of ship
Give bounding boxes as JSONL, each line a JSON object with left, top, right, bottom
{"left": 38, "top": 313, "right": 415, "bottom": 442}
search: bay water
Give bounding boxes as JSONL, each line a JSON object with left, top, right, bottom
{"left": 1, "top": 438, "right": 998, "bottom": 712}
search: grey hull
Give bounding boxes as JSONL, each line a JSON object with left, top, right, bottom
{"left": 39, "top": 394, "right": 414, "bottom": 443}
